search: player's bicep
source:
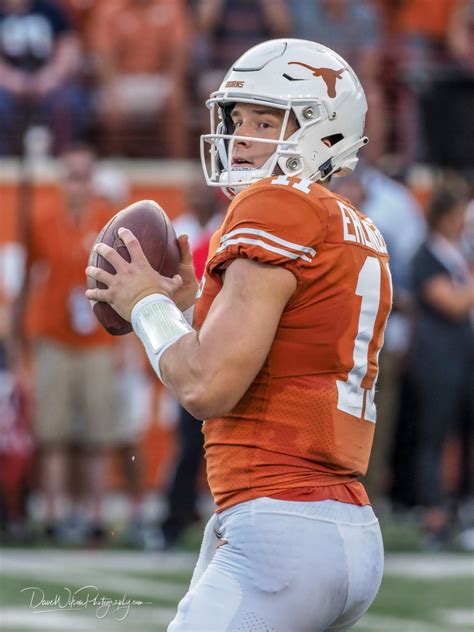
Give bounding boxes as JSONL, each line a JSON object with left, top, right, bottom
{"left": 197, "top": 258, "right": 296, "bottom": 415}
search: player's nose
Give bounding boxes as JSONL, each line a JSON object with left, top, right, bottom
{"left": 235, "top": 138, "right": 251, "bottom": 148}
{"left": 234, "top": 122, "right": 253, "bottom": 144}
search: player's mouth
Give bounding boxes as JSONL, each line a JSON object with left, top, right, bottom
{"left": 232, "top": 157, "right": 254, "bottom": 168}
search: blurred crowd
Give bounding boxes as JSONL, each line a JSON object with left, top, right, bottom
{"left": 0, "top": 0, "right": 473, "bottom": 552}
{"left": 0, "top": 0, "right": 473, "bottom": 165}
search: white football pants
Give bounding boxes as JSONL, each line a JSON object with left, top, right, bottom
{"left": 168, "top": 497, "right": 384, "bottom": 631}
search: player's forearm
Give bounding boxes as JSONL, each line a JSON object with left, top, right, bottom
{"left": 423, "top": 279, "right": 474, "bottom": 320}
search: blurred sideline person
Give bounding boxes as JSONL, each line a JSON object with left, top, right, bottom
{"left": 86, "top": 40, "right": 392, "bottom": 630}
{"left": 12, "top": 144, "right": 121, "bottom": 541}
{"left": 410, "top": 186, "right": 474, "bottom": 549}
{"left": 0, "top": 209, "right": 34, "bottom": 540}
{"left": 91, "top": 161, "right": 152, "bottom": 542}
{"left": 88, "top": 0, "right": 189, "bottom": 157}
{"left": 114, "top": 334, "right": 153, "bottom": 543}
{"left": 0, "top": 0, "right": 86, "bottom": 155}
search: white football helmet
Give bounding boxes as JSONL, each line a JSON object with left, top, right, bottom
{"left": 200, "top": 39, "right": 368, "bottom": 198}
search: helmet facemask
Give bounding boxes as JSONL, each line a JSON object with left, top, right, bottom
{"left": 201, "top": 97, "right": 303, "bottom": 198}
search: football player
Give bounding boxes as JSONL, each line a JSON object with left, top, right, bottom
{"left": 86, "top": 39, "right": 392, "bottom": 631}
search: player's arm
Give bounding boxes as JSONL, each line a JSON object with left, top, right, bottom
{"left": 85, "top": 228, "right": 296, "bottom": 419}
{"left": 159, "top": 257, "right": 296, "bottom": 418}
{"left": 421, "top": 274, "right": 474, "bottom": 320}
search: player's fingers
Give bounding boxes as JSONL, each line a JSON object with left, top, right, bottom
{"left": 94, "top": 242, "right": 127, "bottom": 271}
{"left": 85, "top": 287, "right": 111, "bottom": 303}
{"left": 118, "top": 227, "right": 147, "bottom": 264}
{"left": 177, "top": 234, "right": 194, "bottom": 265}
{"left": 85, "top": 265, "right": 113, "bottom": 285}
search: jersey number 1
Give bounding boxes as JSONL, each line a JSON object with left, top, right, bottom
{"left": 336, "top": 256, "right": 382, "bottom": 423}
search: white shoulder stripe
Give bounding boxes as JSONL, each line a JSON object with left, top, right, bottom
{"left": 216, "top": 237, "right": 313, "bottom": 262}
{"left": 219, "top": 227, "right": 316, "bottom": 257}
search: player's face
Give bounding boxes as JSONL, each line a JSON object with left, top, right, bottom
{"left": 61, "top": 150, "right": 94, "bottom": 207}
{"left": 230, "top": 103, "right": 297, "bottom": 169}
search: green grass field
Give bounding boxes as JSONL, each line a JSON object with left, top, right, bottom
{"left": 1, "top": 546, "right": 473, "bottom": 632}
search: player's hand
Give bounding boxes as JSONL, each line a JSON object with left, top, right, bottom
{"left": 173, "top": 234, "right": 199, "bottom": 312}
{"left": 85, "top": 227, "right": 183, "bottom": 322}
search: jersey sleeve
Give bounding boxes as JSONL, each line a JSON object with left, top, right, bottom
{"left": 207, "top": 185, "right": 326, "bottom": 280}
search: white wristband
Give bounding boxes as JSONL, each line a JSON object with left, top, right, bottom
{"left": 131, "top": 293, "right": 193, "bottom": 383}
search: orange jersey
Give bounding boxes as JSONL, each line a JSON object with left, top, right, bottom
{"left": 26, "top": 194, "right": 116, "bottom": 347}
{"left": 194, "top": 176, "right": 392, "bottom": 511}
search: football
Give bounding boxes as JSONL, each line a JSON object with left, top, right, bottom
{"left": 87, "top": 199, "right": 180, "bottom": 335}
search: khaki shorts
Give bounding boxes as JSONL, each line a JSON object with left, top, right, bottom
{"left": 34, "top": 339, "right": 122, "bottom": 447}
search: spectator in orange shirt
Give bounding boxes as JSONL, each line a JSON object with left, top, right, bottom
{"left": 12, "top": 144, "right": 122, "bottom": 542}
{"left": 89, "top": 0, "right": 189, "bottom": 158}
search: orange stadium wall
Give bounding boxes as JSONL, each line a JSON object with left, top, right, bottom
{"left": 1, "top": 182, "right": 185, "bottom": 226}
